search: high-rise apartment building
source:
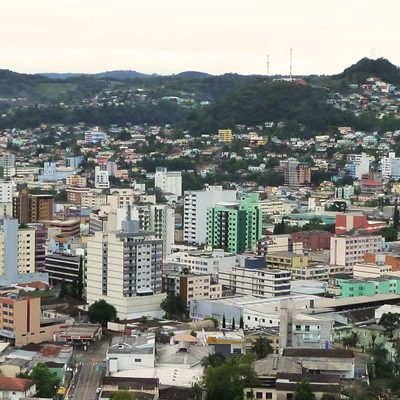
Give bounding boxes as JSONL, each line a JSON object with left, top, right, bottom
{"left": 86, "top": 222, "right": 165, "bottom": 319}
{"left": 184, "top": 186, "right": 237, "bottom": 245}
{"left": 207, "top": 193, "right": 262, "bottom": 253}
{"left": 279, "top": 161, "right": 311, "bottom": 186}
{"left": 330, "top": 234, "right": 383, "bottom": 273}
{"left": 381, "top": 152, "right": 400, "bottom": 180}
{"left": 17, "top": 227, "right": 36, "bottom": 274}
{"left": 13, "top": 192, "right": 54, "bottom": 224}
{"left": 95, "top": 165, "right": 110, "bottom": 189}
{"left": 154, "top": 167, "right": 182, "bottom": 197}
{"left": 149, "top": 204, "right": 175, "bottom": 257}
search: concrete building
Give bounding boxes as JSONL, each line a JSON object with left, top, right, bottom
{"left": 291, "top": 231, "right": 332, "bottom": 252}
{"left": 257, "top": 234, "right": 303, "bottom": 256}
{"left": 44, "top": 253, "right": 82, "bottom": 286}
{"left": 335, "top": 185, "right": 355, "bottom": 199}
{"left": 330, "top": 234, "right": 383, "bottom": 273}
{"left": 95, "top": 165, "right": 110, "bottom": 189}
{"left": 13, "top": 192, "right": 54, "bottom": 224}
{"left": 86, "top": 222, "right": 166, "bottom": 319}
{"left": 353, "top": 262, "right": 392, "bottom": 279}
{"left": 279, "top": 160, "right": 311, "bottom": 186}
{"left": 381, "top": 151, "right": 400, "bottom": 180}
{"left": 149, "top": 204, "right": 174, "bottom": 257}
{"left": 219, "top": 266, "right": 291, "bottom": 297}
{"left": 207, "top": 193, "right": 262, "bottom": 254}
{"left": 184, "top": 185, "right": 237, "bottom": 245}
{"left": 218, "top": 128, "right": 233, "bottom": 143}
{"left": 258, "top": 199, "right": 293, "bottom": 219}
{"left": 0, "top": 295, "right": 63, "bottom": 346}
{"left": 165, "top": 248, "right": 236, "bottom": 275}
{"left": 364, "top": 252, "right": 400, "bottom": 272}
{"left": 80, "top": 190, "right": 107, "bottom": 208}
{"left": 154, "top": 167, "right": 182, "bottom": 197}
{"left": 267, "top": 252, "right": 308, "bottom": 273}
{"left": 163, "top": 271, "right": 222, "bottom": 306}
{"left": 338, "top": 277, "right": 400, "bottom": 298}
{"left": 17, "top": 228, "right": 36, "bottom": 274}
{"left": 38, "top": 162, "right": 75, "bottom": 182}
{"left": 346, "top": 152, "right": 371, "bottom": 180}
{"left": 335, "top": 214, "right": 386, "bottom": 235}
{"left": 66, "top": 174, "right": 87, "bottom": 188}
{"left": 0, "top": 181, "right": 14, "bottom": 203}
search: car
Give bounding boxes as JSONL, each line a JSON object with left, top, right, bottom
{"left": 96, "top": 387, "right": 101, "bottom": 394}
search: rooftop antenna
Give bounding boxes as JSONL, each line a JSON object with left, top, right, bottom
{"left": 266, "top": 54, "right": 270, "bottom": 76}
{"left": 289, "top": 48, "right": 293, "bottom": 80}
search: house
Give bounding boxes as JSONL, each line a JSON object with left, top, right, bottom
{"left": 0, "top": 376, "right": 36, "bottom": 400}
{"left": 100, "top": 376, "right": 159, "bottom": 400}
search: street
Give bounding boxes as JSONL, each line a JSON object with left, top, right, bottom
{"left": 66, "top": 337, "right": 109, "bottom": 400}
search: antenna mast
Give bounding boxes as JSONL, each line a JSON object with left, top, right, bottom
{"left": 266, "top": 54, "right": 270, "bottom": 76}
{"left": 289, "top": 48, "right": 293, "bottom": 80}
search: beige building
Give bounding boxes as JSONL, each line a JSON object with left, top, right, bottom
{"left": 66, "top": 174, "right": 87, "bottom": 188}
{"left": 218, "top": 129, "right": 233, "bottom": 143}
{"left": 330, "top": 235, "right": 383, "bottom": 273}
{"left": 353, "top": 262, "right": 392, "bottom": 279}
{"left": 0, "top": 296, "right": 63, "bottom": 346}
{"left": 81, "top": 190, "right": 107, "bottom": 209}
{"left": 267, "top": 252, "right": 308, "bottom": 271}
{"left": 17, "top": 228, "right": 36, "bottom": 274}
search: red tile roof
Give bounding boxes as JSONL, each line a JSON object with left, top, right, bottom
{"left": 0, "top": 376, "right": 34, "bottom": 392}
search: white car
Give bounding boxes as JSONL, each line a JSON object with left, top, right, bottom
{"left": 96, "top": 387, "right": 101, "bottom": 394}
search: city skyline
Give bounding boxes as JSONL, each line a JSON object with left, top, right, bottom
{"left": 1, "top": 0, "right": 400, "bottom": 76}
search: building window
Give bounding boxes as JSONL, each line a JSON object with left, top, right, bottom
{"left": 134, "top": 358, "right": 141, "bottom": 362}
{"left": 256, "top": 393, "right": 263, "bottom": 399}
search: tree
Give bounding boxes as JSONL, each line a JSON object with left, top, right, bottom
{"left": 377, "top": 226, "right": 398, "bottom": 242}
{"left": 379, "top": 312, "right": 400, "bottom": 340}
{"left": 70, "top": 280, "right": 78, "bottom": 299}
{"left": 239, "top": 316, "right": 244, "bottom": 329}
{"left": 19, "top": 363, "right": 60, "bottom": 398}
{"left": 58, "top": 280, "right": 68, "bottom": 299}
{"left": 294, "top": 379, "right": 315, "bottom": 400}
{"left": 252, "top": 336, "right": 272, "bottom": 359}
{"left": 112, "top": 391, "right": 136, "bottom": 400}
{"left": 88, "top": 300, "right": 117, "bottom": 326}
{"left": 202, "top": 355, "right": 258, "bottom": 400}
{"left": 222, "top": 315, "right": 226, "bottom": 329}
{"left": 160, "top": 295, "right": 187, "bottom": 320}
{"left": 201, "top": 353, "right": 226, "bottom": 369}
{"left": 231, "top": 317, "right": 235, "bottom": 330}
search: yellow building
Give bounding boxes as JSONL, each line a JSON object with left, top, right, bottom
{"left": 267, "top": 251, "right": 308, "bottom": 272}
{"left": 218, "top": 129, "right": 233, "bottom": 143}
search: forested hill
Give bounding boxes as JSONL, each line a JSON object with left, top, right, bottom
{"left": 184, "top": 80, "right": 356, "bottom": 135}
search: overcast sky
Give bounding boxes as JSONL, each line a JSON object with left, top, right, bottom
{"left": 1, "top": 0, "right": 399, "bottom": 75}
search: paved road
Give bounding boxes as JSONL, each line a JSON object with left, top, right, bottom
{"left": 66, "top": 338, "right": 109, "bottom": 400}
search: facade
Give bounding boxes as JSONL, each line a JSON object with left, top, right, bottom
{"left": 44, "top": 253, "right": 82, "bottom": 285}
{"left": 0, "top": 181, "right": 14, "bottom": 203}
{"left": 335, "top": 185, "right": 355, "bottom": 199}
{"left": 184, "top": 185, "right": 237, "bottom": 245}
{"left": 257, "top": 234, "right": 303, "bottom": 256}
{"left": 154, "top": 167, "right": 182, "bottom": 197}
{"left": 149, "top": 204, "right": 174, "bottom": 257}
{"left": 267, "top": 252, "right": 308, "bottom": 273}
{"left": 364, "top": 252, "right": 400, "bottom": 272}
{"left": 13, "top": 192, "right": 54, "bottom": 224}
{"left": 0, "top": 376, "right": 36, "bottom": 400}
{"left": 279, "top": 160, "right": 311, "bottom": 186}
{"left": 258, "top": 199, "right": 293, "bottom": 219}
{"left": 290, "top": 231, "right": 332, "bottom": 251}
{"left": 163, "top": 272, "right": 222, "bottom": 306}
{"left": 335, "top": 214, "right": 386, "bottom": 235}
{"left": 207, "top": 193, "right": 262, "bottom": 253}
{"left": 85, "top": 127, "right": 106, "bottom": 143}
{"left": 86, "top": 223, "right": 166, "bottom": 319}
{"left": 17, "top": 228, "right": 36, "bottom": 274}
{"left": 346, "top": 152, "right": 371, "bottom": 179}
{"left": 330, "top": 234, "right": 383, "bottom": 273}
{"left": 66, "top": 174, "right": 87, "bottom": 188}
{"left": 218, "top": 128, "right": 233, "bottom": 143}
{"left": 38, "top": 162, "right": 75, "bottom": 182}
{"left": 338, "top": 277, "right": 400, "bottom": 298}
{"left": 0, "top": 296, "right": 63, "bottom": 346}
{"left": 381, "top": 151, "right": 400, "bottom": 180}
{"left": 218, "top": 266, "right": 291, "bottom": 297}
{"left": 95, "top": 165, "right": 110, "bottom": 189}
{"left": 353, "top": 262, "right": 392, "bottom": 279}
{"left": 165, "top": 249, "right": 236, "bottom": 275}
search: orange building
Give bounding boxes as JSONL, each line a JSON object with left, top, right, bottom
{"left": 364, "top": 252, "right": 400, "bottom": 272}
{"left": 13, "top": 192, "right": 54, "bottom": 224}
{"left": 0, "top": 296, "right": 63, "bottom": 346}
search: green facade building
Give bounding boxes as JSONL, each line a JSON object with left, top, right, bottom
{"left": 339, "top": 277, "right": 400, "bottom": 298}
{"left": 207, "top": 193, "right": 262, "bottom": 253}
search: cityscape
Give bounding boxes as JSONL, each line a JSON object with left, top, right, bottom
{"left": 2, "top": 1, "right": 400, "bottom": 400}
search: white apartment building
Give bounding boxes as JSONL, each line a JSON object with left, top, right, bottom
{"left": 165, "top": 249, "right": 237, "bottom": 275}
{"left": 107, "top": 189, "right": 137, "bottom": 208}
{"left": 330, "top": 235, "right": 383, "bottom": 273}
{"left": 0, "top": 153, "right": 15, "bottom": 169}
{"left": 86, "top": 223, "right": 166, "bottom": 319}
{"left": 353, "top": 262, "right": 392, "bottom": 279}
{"left": 95, "top": 165, "right": 110, "bottom": 189}
{"left": 184, "top": 185, "right": 237, "bottom": 244}
{"left": 218, "top": 266, "right": 291, "bottom": 297}
{"left": 258, "top": 199, "right": 293, "bottom": 218}
{"left": 381, "top": 152, "right": 400, "bottom": 180}
{"left": 149, "top": 204, "right": 175, "bottom": 257}
{"left": 0, "top": 181, "right": 15, "bottom": 203}
{"left": 154, "top": 167, "right": 182, "bottom": 197}
{"left": 81, "top": 190, "right": 107, "bottom": 208}
{"left": 335, "top": 185, "right": 355, "bottom": 200}
{"left": 347, "top": 152, "right": 372, "bottom": 179}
